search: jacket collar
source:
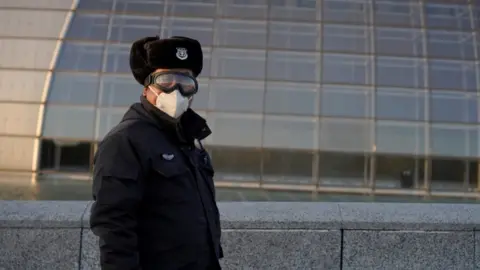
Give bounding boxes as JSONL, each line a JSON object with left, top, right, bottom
{"left": 133, "top": 95, "right": 211, "bottom": 142}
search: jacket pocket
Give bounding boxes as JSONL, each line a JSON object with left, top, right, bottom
{"left": 150, "top": 157, "right": 194, "bottom": 203}
{"left": 153, "top": 156, "right": 189, "bottom": 178}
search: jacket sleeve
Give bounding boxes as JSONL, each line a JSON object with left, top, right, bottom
{"left": 90, "top": 133, "right": 144, "bottom": 270}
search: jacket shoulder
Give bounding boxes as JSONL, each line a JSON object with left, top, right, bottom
{"left": 94, "top": 120, "right": 153, "bottom": 179}
{"left": 102, "top": 118, "right": 158, "bottom": 143}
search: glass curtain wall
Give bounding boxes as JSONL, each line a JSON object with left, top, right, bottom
{"left": 38, "top": 0, "right": 480, "bottom": 198}
{"left": 0, "top": 2, "right": 75, "bottom": 175}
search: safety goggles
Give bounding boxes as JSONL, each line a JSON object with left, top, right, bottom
{"left": 144, "top": 71, "right": 198, "bottom": 97}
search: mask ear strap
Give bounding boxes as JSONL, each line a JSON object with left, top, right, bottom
{"left": 148, "top": 86, "right": 160, "bottom": 97}
{"left": 196, "top": 139, "right": 205, "bottom": 151}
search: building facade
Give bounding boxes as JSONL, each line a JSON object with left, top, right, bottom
{"left": 0, "top": 0, "right": 479, "bottom": 199}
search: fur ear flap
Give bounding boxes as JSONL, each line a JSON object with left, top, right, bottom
{"left": 129, "top": 36, "right": 159, "bottom": 85}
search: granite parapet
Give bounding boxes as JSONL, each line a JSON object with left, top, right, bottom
{"left": 0, "top": 200, "right": 90, "bottom": 228}
{"left": 1, "top": 201, "right": 480, "bottom": 270}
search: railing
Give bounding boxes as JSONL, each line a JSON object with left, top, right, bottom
{"left": 0, "top": 201, "right": 479, "bottom": 269}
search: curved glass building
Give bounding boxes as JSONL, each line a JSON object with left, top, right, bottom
{"left": 0, "top": 0, "right": 480, "bottom": 199}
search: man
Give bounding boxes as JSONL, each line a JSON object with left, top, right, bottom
{"left": 90, "top": 36, "right": 223, "bottom": 270}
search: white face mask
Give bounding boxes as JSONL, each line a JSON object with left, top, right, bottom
{"left": 149, "top": 86, "right": 190, "bottom": 119}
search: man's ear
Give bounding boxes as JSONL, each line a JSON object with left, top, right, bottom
{"left": 142, "top": 87, "right": 148, "bottom": 97}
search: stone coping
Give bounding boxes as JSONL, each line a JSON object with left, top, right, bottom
{"left": 1, "top": 201, "right": 480, "bottom": 230}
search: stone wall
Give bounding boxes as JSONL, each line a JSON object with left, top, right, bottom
{"left": 1, "top": 201, "right": 479, "bottom": 270}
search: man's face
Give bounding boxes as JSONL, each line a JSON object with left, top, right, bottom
{"left": 143, "top": 68, "right": 194, "bottom": 106}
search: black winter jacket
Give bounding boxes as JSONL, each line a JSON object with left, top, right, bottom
{"left": 90, "top": 97, "right": 222, "bottom": 270}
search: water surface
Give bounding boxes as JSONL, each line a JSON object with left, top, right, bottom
{"left": 1, "top": 173, "right": 479, "bottom": 203}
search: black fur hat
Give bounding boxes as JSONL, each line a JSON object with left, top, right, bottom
{"left": 129, "top": 36, "right": 203, "bottom": 86}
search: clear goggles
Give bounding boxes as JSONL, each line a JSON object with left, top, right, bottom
{"left": 144, "top": 71, "right": 198, "bottom": 97}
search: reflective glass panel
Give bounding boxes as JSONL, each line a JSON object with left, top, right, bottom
{"left": 218, "top": 0, "right": 268, "bottom": 19}
{"left": 425, "top": 0, "right": 468, "bottom": 3}
{"left": 375, "top": 154, "right": 420, "bottom": 189}
{"left": 376, "top": 87, "right": 426, "bottom": 121}
{"left": 99, "top": 74, "right": 140, "bottom": 107}
{"left": 474, "top": 5, "right": 480, "bottom": 29}
{"left": 469, "top": 128, "right": 479, "bottom": 158}
{"left": 166, "top": 0, "right": 216, "bottom": 17}
{"left": 109, "top": 15, "right": 161, "bottom": 43}
{"left": 376, "top": 57, "right": 426, "bottom": 88}
{"left": 376, "top": 121, "right": 425, "bottom": 155}
{"left": 56, "top": 42, "right": 103, "bottom": 72}
{"left": 265, "top": 82, "right": 318, "bottom": 116}
{"left": 268, "top": 21, "right": 321, "bottom": 51}
{"left": 190, "top": 78, "right": 210, "bottom": 111}
{"left": 263, "top": 115, "right": 317, "bottom": 150}
{"left": 323, "top": 24, "right": 372, "bottom": 54}
{"left": 47, "top": 72, "right": 98, "bottom": 105}
{"left": 163, "top": 17, "right": 214, "bottom": 47}
{"left": 209, "top": 79, "right": 264, "bottom": 113}
{"left": 430, "top": 91, "right": 478, "bottom": 123}
{"left": 207, "top": 112, "right": 262, "bottom": 147}
{"left": 42, "top": 105, "right": 95, "bottom": 139}
{"left": 428, "top": 60, "right": 477, "bottom": 91}
{"left": 319, "top": 118, "right": 373, "bottom": 152}
{"left": 477, "top": 33, "right": 480, "bottom": 59}
{"left": 322, "top": 54, "right": 372, "bottom": 85}
{"left": 77, "top": 0, "right": 112, "bottom": 11}
{"left": 321, "top": 85, "right": 373, "bottom": 118}
{"left": 39, "top": 139, "right": 92, "bottom": 172}
{"left": 202, "top": 47, "right": 212, "bottom": 77}
{"left": 39, "top": 139, "right": 55, "bottom": 170}
{"left": 270, "top": 0, "right": 319, "bottom": 21}
{"left": 0, "top": 137, "right": 35, "bottom": 171}
{"left": 375, "top": 28, "right": 424, "bottom": 57}
{"left": 425, "top": 3, "right": 472, "bottom": 30}
{"left": 104, "top": 44, "right": 130, "bottom": 73}
{"left": 468, "top": 161, "right": 480, "bottom": 190}
{"left": 267, "top": 51, "right": 320, "bottom": 82}
{"left": 0, "top": 39, "right": 57, "bottom": 70}
{"left": 65, "top": 13, "right": 108, "bottom": 41}
{"left": 427, "top": 30, "right": 475, "bottom": 60}
{"left": 0, "top": 70, "right": 47, "bottom": 102}
{"left": 214, "top": 19, "right": 267, "bottom": 49}
{"left": 0, "top": 103, "right": 40, "bottom": 136}
{"left": 210, "top": 147, "right": 261, "bottom": 182}
{"left": 318, "top": 152, "right": 368, "bottom": 187}
{"left": 430, "top": 124, "right": 473, "bottom": 157}
{"left": 114, "top": 0, "right": 164, "bottom": 14}
{"left": 431, "top": 158, "right": 469, "bottom": 191}
{"left": 323, "top": 0, "right": 371, "bottom": 24}
{"left": 374, "top": 0, "right": 422, "bottom": 27}
{"left": 211, "top": 48, "right": 266, "bottom": 80}
{"left": 57, "top": 141, "right": 92, "bottom": 172}
{"left": 96, "top": 108, "right": 127, "bottom": 140}
{"left": 262, "top": 149, "right": 314, "bottom": 185}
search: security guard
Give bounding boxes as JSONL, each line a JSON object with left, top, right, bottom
{"left": 90, "top": 36, "right": 223, "bottom": 270}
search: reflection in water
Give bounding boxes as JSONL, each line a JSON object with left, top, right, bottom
{"left": 0, "top": 173, "right": 92, "bottom": 201}
{"left": 1, "top": 172, "right": 480, "bottom": 203}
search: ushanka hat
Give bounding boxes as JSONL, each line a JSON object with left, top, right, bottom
{"left": 129, "top": 36, "right": 203, "bottom": 85}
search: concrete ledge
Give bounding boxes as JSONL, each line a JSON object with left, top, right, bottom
{"left": 0, "top": 228, "right": 81, "bottom": 270}
{"left": 218, "top": 202, "right": 480, "bottom": 230}
{"left": 217, "top": 202, "right": 342, "bottom": 229}
{"left": 338, "top": 202, "right": 480, "bottom": 231}
{"left": 343, "top": 230, "right": 475, "bottom": 270}
{"left": 1, "top": 201, "right": 480, "bottom": 269}
{"left": 220, "top": 229, "right": 341, "bottom": 269}
{"left": 0, "top": 201, "right": 90, "bottom": 228}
